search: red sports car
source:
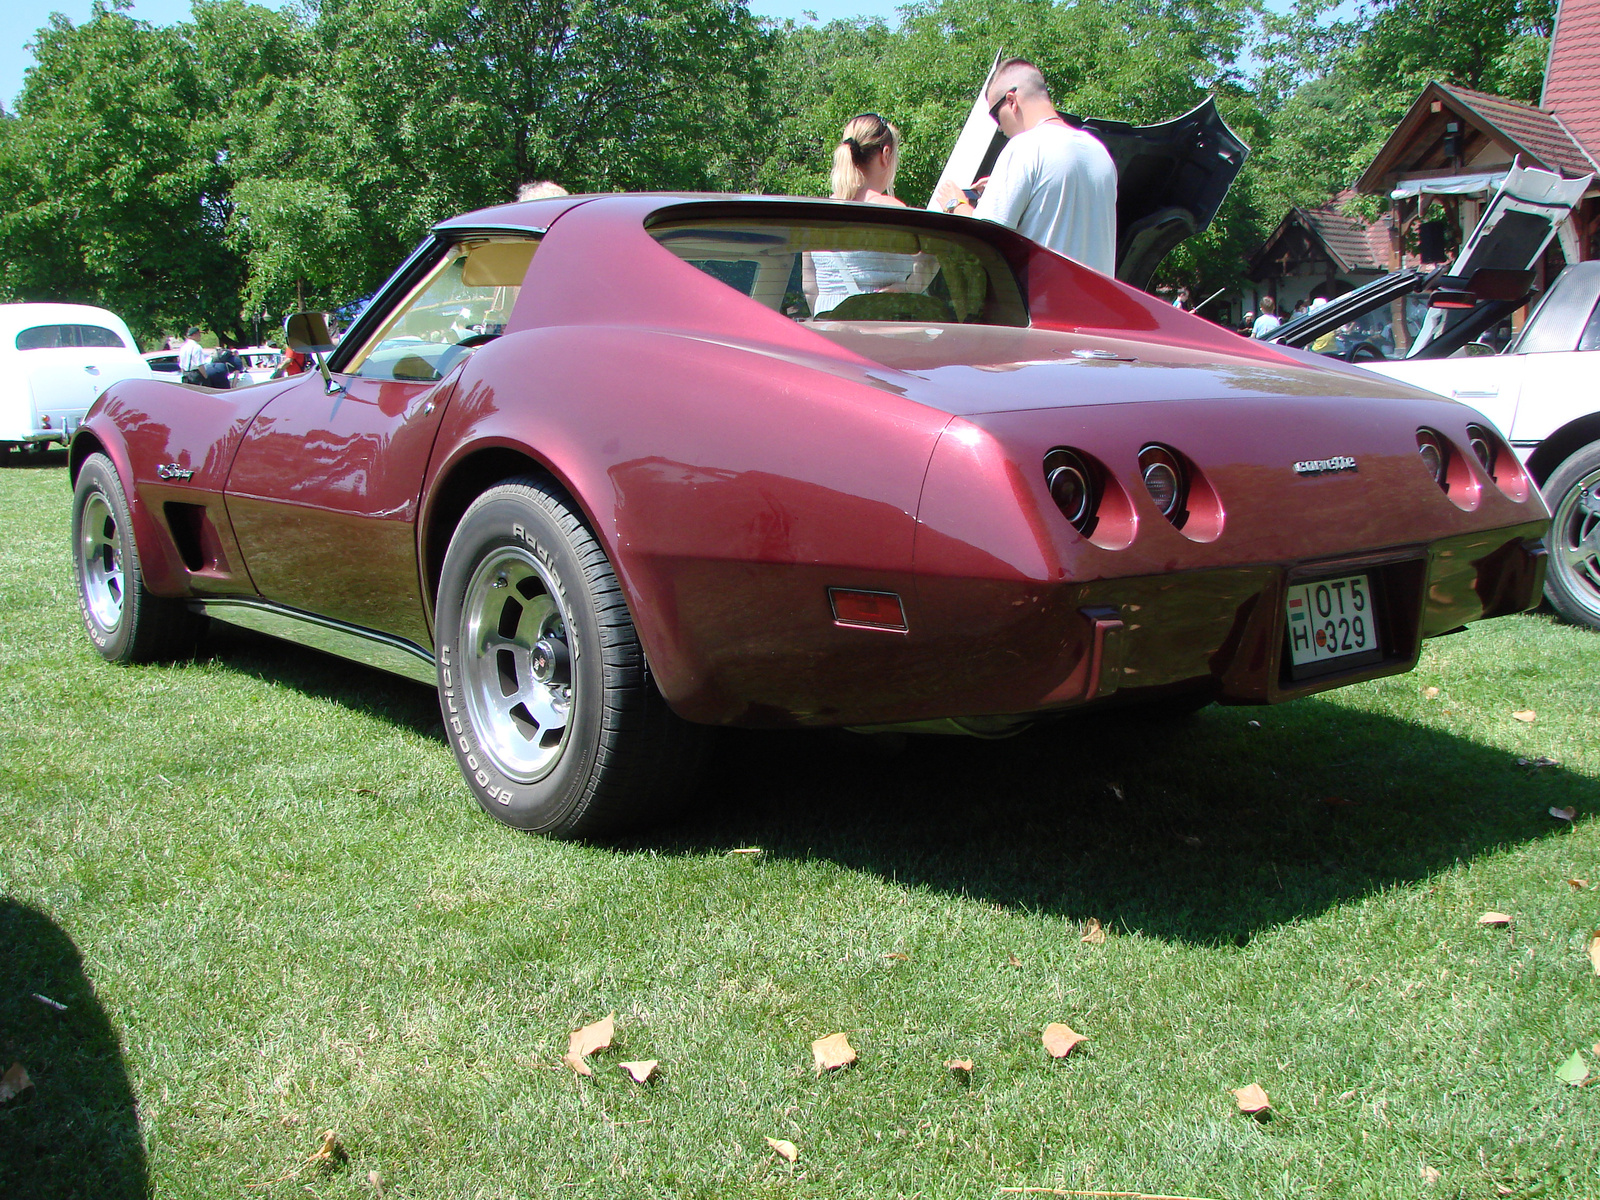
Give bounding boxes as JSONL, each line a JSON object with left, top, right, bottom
{"left": 70, "top": 193, "right": 1549, "bottom": 836}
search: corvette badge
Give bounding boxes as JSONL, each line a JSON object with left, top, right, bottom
{"left": 1293, "top": 456, "right": 1357, "bottom": 476}
{"left": 157, "top": 463, "right": 194, "bottom": 481}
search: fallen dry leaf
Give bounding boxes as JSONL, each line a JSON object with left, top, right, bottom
{"left": 307, "top": 1129, "right": 346, "bottom": 1169}
{"left": 1478, "top": 912, "right": 1514, "bottom": 927}
{"left": 368, "top": 1169, "right": 384, "bottom": 1195}
{"left": 812, "top": 1032, "right": 856, "bottom": 1073}
{"left": 1518, "top": 755, "right": 1558, "bottom": 769}
{"left": 1422, "top": 686, "right": 1440, "bottom": 699}
{"left": 945, "top": 1058, "right": 974, "bottom": 1081}
{"left": 1512, "top": 709, "right": 1537, "bottom": 723}
{"left": 1420, "top": 1164, "right": 1442, "bottom": 1185}
{"left": 1042, "top": 1023, "right": 1087, "bottom": 1058}
{"left": 619, "top": 1060, "right": 659, "bottom": 1084}
{"left": 883, "top": 951, "right": 909, "bottom": 961}
{"left": 0, "top": 1063, "right": 33, "bottom": 1104}
{"left": 1556, "top": 1050, "right": 1590, "bottom": 1087}
{"left": 765, "top": 1136, "right": 799, "bottom": 1162}
{"left": 563, "top": 1013, "right": 616, "bottom": 1076}
{"left": 1569, "top": 879, "right": 1588, "bottom": 889}
{"left": 1593, "top": 1043, "right": 1600, "bottom": 1057}
{"left": 1080, "top": 918, "right": 1106, "bottom": 945}
{"left": 1232, "top": 1083, "right": 1271, "bottom": 1114}
{"left": 727, "top": 847, "right": 763, "bottom": 856}
{"left": 31, "top": 993, "right": 66, "bottom": 1012}
{"left": 1007, "top": 954, "right": 1023, "bottom": 967}
{"left": 1588, "top": 932, "right": 1600, "bottom": 976}
{"left": 1550, "top": 806, "right": 1577, "bottom": 822}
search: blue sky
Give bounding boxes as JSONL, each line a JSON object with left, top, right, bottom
{"left": 1, "top": 0, "right": 908, "bottom": 110}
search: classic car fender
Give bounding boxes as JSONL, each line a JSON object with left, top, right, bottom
{"left": 71, "top": 377, "right": 285, "bottom": 597}
{"left": 419, "top": 325, "right": 954, "bottom": 723}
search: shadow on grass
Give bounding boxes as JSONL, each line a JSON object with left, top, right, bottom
{"left": 0, "top": 902, "right": 147, "bottom": 1199}
{"left": 0, "top": 446, "right": 70, "bottom": 470}
{"left": 201, "top": 628, "right": 1594, "bottom": 946}
{"left": 641, "top": 699, "right": 1595, "bottom": 946}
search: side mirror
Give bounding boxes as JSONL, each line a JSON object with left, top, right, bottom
{"left": 285, "top": 311, "right": 336, "bottom": 354}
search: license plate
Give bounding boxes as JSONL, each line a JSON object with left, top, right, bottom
{"left": 1285, "top": 573, "right": 1378, "bottom": 666}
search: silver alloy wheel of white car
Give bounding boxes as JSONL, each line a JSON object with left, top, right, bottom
{"left": 458, "top": 544, "right": 576, "bottom": 783}
{"left": 1545, "top": 452, "right": 1600, "bottom": 630}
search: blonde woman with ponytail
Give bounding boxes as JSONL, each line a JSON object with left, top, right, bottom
{"left": 830, "top": 113, "right": 904, "bottom": 205}
{"left": 808, "top": 113, "right": 926, "bottom": 316}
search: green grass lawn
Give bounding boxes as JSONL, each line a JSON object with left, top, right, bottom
{"left": 3, "top": 451, "right": 1597, "bottom": 1199}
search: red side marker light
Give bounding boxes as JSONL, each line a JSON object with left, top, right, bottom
{"left": 829, "top": 588, "right": 907, "bottom": 630}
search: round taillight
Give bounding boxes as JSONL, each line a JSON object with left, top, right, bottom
{"left": 1048, "top": 463, "right": 1089, "bottom": 524}
{"left": 1467, "top": 424, "right": 1496, "bottom": 473}
{"left": 1043, "top": 448, "right": 1098, "bottom": 534}
{"left": 1138, "top": 444, "right": 1187, "bottom": 522}
{"left": 1417, "top": 429, "right": 1448, "bottom": 490}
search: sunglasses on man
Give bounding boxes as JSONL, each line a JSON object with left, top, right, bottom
{"left": 988, "top": 87, "right": 1017, "bottom": 121}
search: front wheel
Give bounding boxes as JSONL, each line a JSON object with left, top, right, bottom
{"left": 434, "top": 477, "right": 705, "bottom": 837}
{"left": 1543, "top": 440, "right": 1600, "bottom": 631}
{"left": 72, "top": 452, "right": 207, "bottom": 661}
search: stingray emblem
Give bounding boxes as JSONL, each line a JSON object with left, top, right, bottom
{"left": 157, "top": 463, "right": 194, "bottom": 481}
{"left": 1293, "top": 456, "right": 1357, "bottom": 476}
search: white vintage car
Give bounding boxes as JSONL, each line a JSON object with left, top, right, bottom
{"left": 0, "top": 303, "right": 152, "bottom": 456}
{"left": 1264, "top": 165, "right": 1600, "bottom": 630}
{"left": 1364, "top": 261, "right": 1600, "bottom": 629}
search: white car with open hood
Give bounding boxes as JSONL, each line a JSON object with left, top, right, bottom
{"left": 0, "top": 303, "right": 152, "bottom": 456}
{"left": 1265, "top": 165, "right": 1600, "bottom": 630}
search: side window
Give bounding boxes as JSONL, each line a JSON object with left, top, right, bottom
{"left": 346, "top": 237, "right": 539, "bottom": 382}
{"left": 1579, "top": 298, "right": 1600, "bottom": 353}
{"left": 16, "top": 323, "right": 128, "bottom": 350}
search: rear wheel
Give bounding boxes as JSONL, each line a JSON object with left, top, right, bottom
{"left": 434, "top": 477, "right": 705, "bottom": 837}
{"left": 72, "top": 452, "right": 207, "bottom": 661}
{"left": 1544, "top": 441, "right": 1600, "bottom": 631}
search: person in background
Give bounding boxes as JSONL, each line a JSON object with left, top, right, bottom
{"left": 933, "top": 58, "right": 1117, "bottom": 277}
{"left": 805, "top": 113, "right": 918, "bottom": 316}
{"left": 177, "top": 326, "right": 205, "bottom": 382}
{"left": 1238, "top": 311, "right": 1256, "bottom": 336}
{"left": 1172, "top": 286, "right": 1191, "bottom": 311}
{"left": 1251, "top": 295, "right": 1282, "bottom": 338}
{"left": 517, "top": 180, "right": 568, "bottom": 201}
{"left": 201, "top": 342, "right": 242, "bottom": 389}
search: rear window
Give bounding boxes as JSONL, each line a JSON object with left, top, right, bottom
{"left": 16, "top": 323, "right": 128, "bottom": 351}
{"left": 651, "top": 218, "right": 1029, "bottom": 327}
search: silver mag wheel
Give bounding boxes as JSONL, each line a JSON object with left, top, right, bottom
{"left": 71, "top": 452, "right": 207, "bottom": 662}
{"left": 459, "top": 546, "right": 575, "bottom": 783}
{"left": 79, "top": 488, "right": 126, "bottom": 635}
{"left": 435, "top": 475, "right": 707, "bottom": 837}
{"left": 1543, "top": 440, "right": 1600, "bottom": 632}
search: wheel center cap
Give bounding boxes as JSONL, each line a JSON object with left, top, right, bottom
{"left": 530, "top": 637, "right": 569, "bottom": 684}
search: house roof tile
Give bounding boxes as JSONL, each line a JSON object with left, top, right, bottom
{"left": 1543, "top": 0, "right": 1600, "bottom": 159}
{"left": 1435, "top": 83, "right": 1598, "bottom": 177}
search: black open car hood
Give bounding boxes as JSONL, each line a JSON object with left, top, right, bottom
{"left": 929, "top": 56, "right": 1248, "bottom": 288}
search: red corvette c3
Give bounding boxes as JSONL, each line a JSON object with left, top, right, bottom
{"left": 70, "top": 193, "right": 1549, "bottom": 836}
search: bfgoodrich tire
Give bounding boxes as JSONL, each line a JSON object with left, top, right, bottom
{"left": 1543, "top": 440, "right": 1600, "bottom": 632}
{"left": 72, "top": 452, "right": 207, "bottom": 662}
{"left": 434, "top": 477, "right": 704, "bottom": 837}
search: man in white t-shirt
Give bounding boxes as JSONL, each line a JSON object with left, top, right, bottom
{"left": 934, "top": 59, "right": 1118, "bottom": 277}
{"left": 177, "top": 326, "right": 205, "bottom": 376}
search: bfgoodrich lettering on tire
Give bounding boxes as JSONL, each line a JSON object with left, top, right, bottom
{"left": 72, "top": 451, "right": 206, "bottom": 662}
{"left": 434, "top": 476, "right": 705, "bottom": 837}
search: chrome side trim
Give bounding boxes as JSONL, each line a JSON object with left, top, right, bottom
{"left": 193, "top": 598, "right": 436, "bottom": 687}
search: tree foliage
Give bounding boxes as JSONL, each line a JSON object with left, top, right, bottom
{"left": 0, "top": 0, "right": 1567, "bottom": 341}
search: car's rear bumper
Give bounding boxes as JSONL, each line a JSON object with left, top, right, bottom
{"left": 676, "top": 521, "right": 1547, "bottom": 729}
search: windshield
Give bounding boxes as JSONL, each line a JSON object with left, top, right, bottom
{"left": 651, "top": 218, "right": 1029, "bottom": 327}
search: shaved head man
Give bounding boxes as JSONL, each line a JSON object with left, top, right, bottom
{"left": 936, "top": 58, "right": 1118, "bottom": 276}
